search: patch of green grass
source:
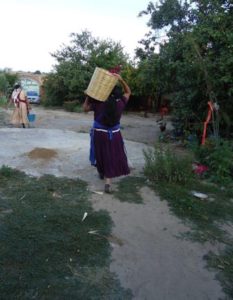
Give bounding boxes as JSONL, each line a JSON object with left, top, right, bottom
{"left": 0, "top": 168, "right": 132, "bottom": 299}
{"left": 153, "top": 180, "right": 233, "bottom": 243}
{"left": 114, "top": 176, "right": 147, "bottom": 204}
{"left": 0, "top": 165, "right": 15, "bottom": 177}
{"left": 204, "top": 246, "right": 233, "bottom": 298}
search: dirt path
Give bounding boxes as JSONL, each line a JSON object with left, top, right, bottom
{"left": 0, "top": 106, "right": 224, "bottom": 299}
{"left": 27, "top": 106, "right": 169, "bottom": 145}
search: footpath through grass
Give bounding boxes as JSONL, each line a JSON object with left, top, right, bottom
{"left": 154, "top": 180, "right": 233, "bottom": 298}
{"left": 0, "top": 166, "right": 132, "bottom": 300}
{"left": 141, "top": 142, "right": 233, "bottom": 298}
{"left": 115, "top": 173, "right": 233, "bottom": 298}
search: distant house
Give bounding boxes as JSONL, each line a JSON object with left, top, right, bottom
{"left": 17, "top": 72, "right": 45, "bottom": 103}
{"left": 21, "top": 77, "right": 40, "bottom": 95}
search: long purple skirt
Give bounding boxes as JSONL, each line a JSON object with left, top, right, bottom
{"left": 93, "top": 130, "right": 130, "bottom": 178}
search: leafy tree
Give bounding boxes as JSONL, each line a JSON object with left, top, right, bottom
{"left": 0, "top": 71, "right": 18, "bottom": 98}
{"left": 43, "top": 30, "right": 129, "bottom": 106}
{"left": 137, "top": 0, "right": 233, "bottom": 136}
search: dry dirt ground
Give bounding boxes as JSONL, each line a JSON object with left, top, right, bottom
{"left": 0, "top": 106, "right": 225, "bottom": 300}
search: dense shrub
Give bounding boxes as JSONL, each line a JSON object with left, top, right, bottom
{"left": 0, "top": 96, "right": 7, "bottom": 106}
{"left": 42, "top": 73, "right": 67, "bottom": 107}
{"left": 63, "top": 100, "right": 81, "bottom": 112}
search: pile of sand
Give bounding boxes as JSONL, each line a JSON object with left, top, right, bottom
{"left": 27, "top": 148, "right": 58, "bottom": 160}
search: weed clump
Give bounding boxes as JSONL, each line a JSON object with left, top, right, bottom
{"left": 143, "top": 143, "right": 194, "bottom": 184}
{"left": 192, "top": 139, "right": 233, "bottom": 184}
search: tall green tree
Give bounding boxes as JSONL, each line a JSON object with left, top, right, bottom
{"left": 137, "top": 0, "right": 233, "bottom": 135}
{"left": 43, "top": 30, "right": 129, "bottom": 106}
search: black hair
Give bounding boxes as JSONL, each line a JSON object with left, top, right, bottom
{"left": 102, "top": 85, "right": 123, "bottom": 127}
{"left": 14, "top": 83, "right": 21, "bottom": 89}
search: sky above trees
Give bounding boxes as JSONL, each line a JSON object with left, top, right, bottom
{"left": 0, "top": 0, "right": 150, "bottom": 72}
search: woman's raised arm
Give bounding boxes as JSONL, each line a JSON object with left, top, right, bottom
{"left": 113, "top": 74, "right": 131, "bottom": 100}
{"left": 83, "top": 96, "right": 92, "bottom": 112}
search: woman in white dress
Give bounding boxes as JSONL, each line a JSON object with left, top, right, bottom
{"left": 10, "top": 83, "right": 31, "bottom": 128}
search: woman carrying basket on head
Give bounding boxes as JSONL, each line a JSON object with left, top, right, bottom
{"left": 10, "top": 83, "right": 31, "bottom": 128}
{"left": 83, "top": 73, "right": 131, "bottom": 193}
